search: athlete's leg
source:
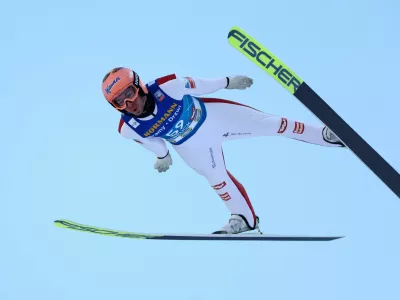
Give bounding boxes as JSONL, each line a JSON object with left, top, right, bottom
{"left": 172, "top": 137, "right": 257, "bottom": 229}
{"left": 201, "top": 98, "right": 344, "bottom": 147}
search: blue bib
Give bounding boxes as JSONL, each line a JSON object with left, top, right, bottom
{"left": 121, "top": 81, "right": 207, "bottom": 145}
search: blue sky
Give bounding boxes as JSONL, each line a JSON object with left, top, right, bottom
{"left": 2, "top": 0, "right": 400, "bottom": 299}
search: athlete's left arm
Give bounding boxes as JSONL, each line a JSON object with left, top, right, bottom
{"left": 181, "top": 75, "right": 253, "bottom": 95}
{"left": 180, "top": 76, "right": 228, "bottom": 96}
{"left": 158, "top": 74, "right": 253, "bottom": 99}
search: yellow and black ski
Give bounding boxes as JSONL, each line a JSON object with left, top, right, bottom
{"left": 228, "top": 26, "right": 400, "bottom": 199}
{"left": 54, "top": 219, "right": 342, "bottom": 242}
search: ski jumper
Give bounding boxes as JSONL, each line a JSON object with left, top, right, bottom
{"left": 118, "top": 74, "right": 342, "bottom": 228}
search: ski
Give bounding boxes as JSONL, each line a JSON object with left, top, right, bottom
{"left": 54, "top": 219, "right": 343, "bottom": 242}
{"left": 227, "top": 26, "right": 400, "bottom": 199}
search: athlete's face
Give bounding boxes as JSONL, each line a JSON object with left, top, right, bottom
{"left": 124, "top": 94, "right": 147, "bottom": 116}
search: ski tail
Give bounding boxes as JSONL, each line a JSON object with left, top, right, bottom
{"left": 227, "top": 26, "right": 400, "bottom": 199}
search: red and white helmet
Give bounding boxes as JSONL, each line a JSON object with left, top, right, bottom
{"left": 102, "top": 67, "right": 148, "bottom": 110}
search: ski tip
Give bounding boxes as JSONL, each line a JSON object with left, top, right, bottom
{"left": 54, "top": 219, "right": 70, "bottom": 227}
{"left": 54, "top": 219, "right": 86, "bottom": 231}
{"left": 54, "top": 219, "right": 63, "bottom": 226}
{"left": 227, "top": 25, "right": 241, "bottom": 34}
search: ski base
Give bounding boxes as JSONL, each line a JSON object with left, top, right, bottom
{"left": 54, "top": 219, "right": 343, "bottom": 242}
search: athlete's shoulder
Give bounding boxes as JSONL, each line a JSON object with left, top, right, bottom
{"left": 155, "top": 73, "right": 178, "bottom": 86}
{"left": 118, "top": 116, "right": 139, "bottom": 137}
{"left": 118, "top": 117, "right": 146, "bottom": 145}
{"left": 118, "top": 117, "right": 125, "bottom": 134}
{"left": 145, "top": 74, "right": 178, "bottom": 87}
{"left": 147, "top": 73, "right": 187, "bottom": 100}
{"left": 152, "top": 73, "right": 195, "bottom": 89}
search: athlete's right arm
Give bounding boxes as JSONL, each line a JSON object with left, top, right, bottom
{"left": 118, "top": 119, "right": 169, "bottom": 158}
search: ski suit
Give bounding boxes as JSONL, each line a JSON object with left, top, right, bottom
{"left": 118, "top": 74, "right": 343, "bottom": 229}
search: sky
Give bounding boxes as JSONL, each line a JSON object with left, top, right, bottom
{"left": 2, "top": 0, "right": 400, "bottom": 299}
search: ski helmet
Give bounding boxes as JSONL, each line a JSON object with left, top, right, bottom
{"left": 102, "top": 67, "right": 148, "bottom": 111}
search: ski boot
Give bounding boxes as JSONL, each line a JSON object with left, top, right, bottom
{"left": 213, "top": 214, "right": 261, "bottom": 234}
{"left": 322, "top": 126, "right": 345, "bottom": 147}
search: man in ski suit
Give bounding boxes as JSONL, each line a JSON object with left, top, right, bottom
{"left": 102, "top": 67, "right": 345, "bottom": 234}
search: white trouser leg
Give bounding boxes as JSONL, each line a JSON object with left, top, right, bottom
{"left": 173, "top": 140, "right": 257, "bottom": 228}
{"left": 200, "top": 98, "right": 343, "bottom": 147}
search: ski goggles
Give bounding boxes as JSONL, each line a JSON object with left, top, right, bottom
{"left": 111, "top": 85, "right": 139, "bottom": 110}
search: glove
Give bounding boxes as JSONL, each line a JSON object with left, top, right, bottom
{"left": 154, "top": 151, "right": 172, "bottom": 173}
{"left": 225, "top": 75, "right": 253, "bottom": 90}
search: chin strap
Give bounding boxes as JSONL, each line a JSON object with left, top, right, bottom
{"left": 137, "top": 94, "right": 156, "bottom": 118}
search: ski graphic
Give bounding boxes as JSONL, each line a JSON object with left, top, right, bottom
{"left": 54, "top": 220, "right": 343, "bottom": 242}
{"left": 227, "top": 26, "right": 400, "bottom": 199}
